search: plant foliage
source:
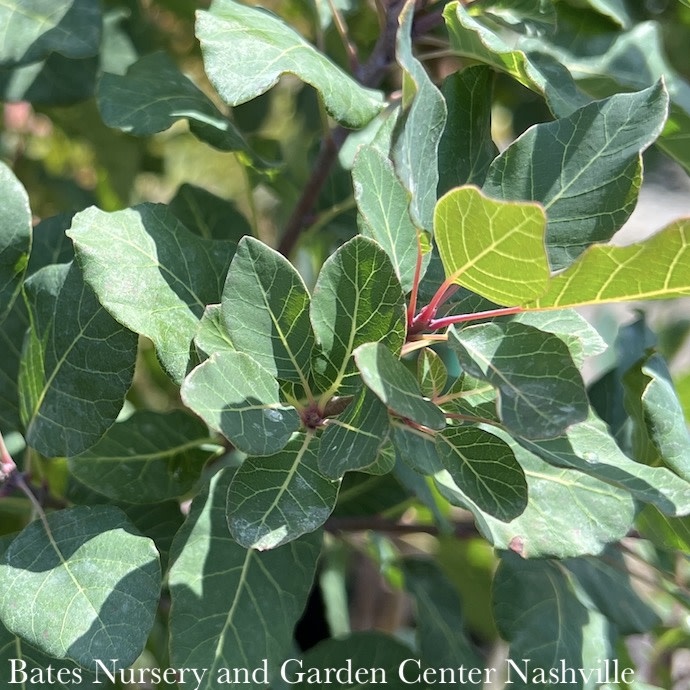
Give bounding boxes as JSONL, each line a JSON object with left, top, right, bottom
{"left": 2, "top": 0, "right": 690, "bottom": 688}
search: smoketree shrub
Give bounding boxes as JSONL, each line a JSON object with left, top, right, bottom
{"left": 1, "top": 0, "right": 690, "bottom": 688}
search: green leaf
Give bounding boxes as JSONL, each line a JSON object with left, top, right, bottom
{"left": 355, "top": 342, "right": 446, "bottom": 431}
{"left": 402, "top": 558, "right": 483, "bottom": 680}
{"left": 518, "top": 410, "right": 690, "bottom": 517}
{"left": 0, "top": 162, "right": 31, "bottom": 323}
{"left": 98, "top": 52, "right": 250, "bottom": 154}
{"left": 352, "top": 146, "right": 425, "bottom": 293}
{"left": 68, "top": 204, "right": 235, "bottom": 383}
{"left": 311, "top": 236, "right": 407, "bottom": 395}
{"left": 417, "top": 349, "right": 447, "bottom": 400}
{"left": 582, "top": 0, "right": 633, "bottom": 28}
{"left": 636, "top": 505, "right": 690, "bottom": 552}
{"left": 169, "top": 468, "right": 321, "bottom": 689}
{"left": 0, "top": 54, "right": 98, "bottom": 105}
{"left": 68, "top": 410, "right": 215, "bottom": 504}
{"left": 623, "top": 352, "right": 690, "bottom": 481}
{"left": 472, "top": 0, "right": 557, "bottom": 36}
{"left": 436, "top": 426, "right": 527, "bottom": 522}
{"left": 528, "top": 219, "right": 690, "bottom": 309}
{"left": 169, "top": 183, "right": 252, "bottom": 242}
{"left": 484, "top": 83, "right": 668, "bottom": 270}
{"left": 0, "top": 506, "right": 160, "bottom": 670}
{"left": 227, "top": 433, "right": 339, "bottom": 550}
{"left": 0, "top": 0, "right": 101, "bottom": 68}
{"left": 222, "top": 236, "right": 315, "bottom": 388}
{"left": 196, "top": 0, "right": 383, "bottom": 129}
{"left": 449, "top": 323, "right": 589, "bottom": 439}
{"left": 19, "top": 263, "right": 137, "bottom": 457}
{"left": 438, "top": 67, "right": 498, "bottom": 193}
{"left": 444, "top": 2, "right": 590, "bottom": 118}
{"left": 510, "top": 309, "right": 608, "bottom": 367}
{"left": 0, "top": 300, "right": 27, "bottom": 433}
{"left": 436, "top": 439, "right": 636, "bottom": 558}
{"left": 493, "top": 552, "right": 614, "bottom": 689}
{"left": 392, "top": 0, "right": 447, "bottom": 232}
{"left": 318, "top": 387, "right": 390, "bottom": 479}
{"left": 291, "top": 632, "right": 422, "bottom": 689}
{"left": 195, "top": 303, "right": 235, "bottom": 360}
{"left": 565, "top": 548, "right": 659, "bottom": 635}
{"left": 181, "top": 351, "right": 300, "bottom": 456}
{"left": 392, "top": 422, "right": 444, "bottom": 476}
{"left": 435, "top": 186, "right": 549, "bottom": 305}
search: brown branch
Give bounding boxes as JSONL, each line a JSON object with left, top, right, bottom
{"left": 277, "top": 0, "right": 407, "bottom": 257}
{"left": 325, "top": 515, "right": 479, "bottom": 539}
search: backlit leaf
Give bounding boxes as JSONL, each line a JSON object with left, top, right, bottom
{"left": 484, "top": 83, "right": 668, "bottom": 270}
{"left": 196, "top": 0, "right": 383, "bottom": 129}
{"left": 435, "top": 186, "right": 549, "bottom": 305}
{"left": 528, "top": 219, "right": 690, "bottom": 309}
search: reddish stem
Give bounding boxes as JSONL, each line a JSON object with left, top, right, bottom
{"left": 427, "top": 305, "right": 523, "bottom": 330}
{"left": 406, "top": 229, "right": 426, "bottom": 329}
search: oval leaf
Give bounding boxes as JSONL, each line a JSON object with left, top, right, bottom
{"left": 0, "top": 506, "right": 160, "bottom": 670}
{"left": 227, "top": 434, "right": 340, "bottom": 550}
{"left": 435, "top": 186, "right": 549, "bottom": 306}
{"left": 196, "top": 0, "right": 383, "bottom": 129}
{"left": 181, "top": 351, "right": 300, "bottom": 456}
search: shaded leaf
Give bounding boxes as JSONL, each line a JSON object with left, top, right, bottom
{"left": 98, "top": 52, "right": 249, "bottom": 153}
{"left": 68, "top": 410, "right": 215, "bottom": 504}
{"left": 196, "top": 0, "right": 383, "bottom": 129}
{"left": 449, "top": 323, "right": 589, "bottom": 439}
{"left": 169, "top": 469, "right": 321, "bottom": 690}
{"left": 565, "top": 548, "right": 659, "bottom": 635}
{"left": 473, "top": 0, "right": 556, "bottom": 36}
{"left": 169, "top": 183, "right": 252, "bottom": 242}
{"left": 222, "top": 237, "right": 315, "bottom": 387}
{"left": 318, "top": 387, "right": 390, "bottom": 479}
{"left": 493, "top": 552, "right": 614, "bottom": 689}
{"left": 0, "top": 162, "right": 31, "bottom": 323}
{"left": 355, "top": 342, "right": 446, "bottom": 430}
{"left": 518, "top": 410, "right": 690, "bottom": 517}
{"left": 529, "top": 219, "right": 690, "bottom": 309}
{"left": 0, "top": 0, "right": 101, "bottom": 68}
{"left": 436, "top": 426, "right": 527, "bottom": 522}
{"left": 68, "top": 204, "right": 234, "bottom": 383}
{"left": 636, "top": 505, "right": 690, "bottom": 553}
{"left": 392, "top": 422, "right": 444, "bottom": 476}
{"left": 227, "top": 433, "right": 339, "bottom": 550}
{"left": 436, "top": 438, "right": 636, "bottom": 558}
{"left": 181, "top": 351, "right": 300, "bottom": 456}
{"left": 352, "top": 146, "right": 424, "bottom": 293}
{"left": 19, "top": 263, "right": 137, "bottom": 457}
{"left": 292, "top": 633, "right": 422, "bottom": 689}
{"left": 435, "top": 186, "right": 549, "bottom": 305}
{"left": 311, "top": 236, "right": 407, "bottom": 395}
{"left": 392, "top": 1, "right": 447, "bottom": 232}
{"left": 403, "top": 559, "right": 482, "bottom": 682}
{"left": 438, "top": 66, "right": 497, "bottom": 193}
{"left": 417, "top": 349, "right": 447, "bottom": 400}
{"left": 484, "top": 83, "right": 668, "bottom": 270}
{"left": 0, "top": 506, "right": 160, "bottom": 670}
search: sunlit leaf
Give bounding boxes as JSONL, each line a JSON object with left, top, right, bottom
{"left": 227, "top": 433, "right": 339, "bottom": 550}
{"left": 435, "top": 186, "right": 549, "bottom": 305}
{"left": 196, "top": 0, "right": 383, "bottom": 128}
